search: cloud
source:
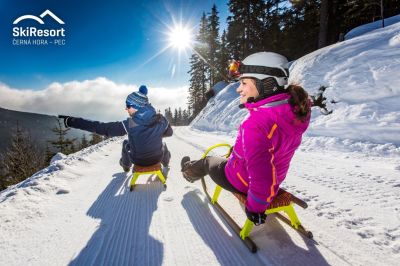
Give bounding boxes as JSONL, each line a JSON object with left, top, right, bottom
{"left": 0, "top": 77, "right": 189, "bottom": 121}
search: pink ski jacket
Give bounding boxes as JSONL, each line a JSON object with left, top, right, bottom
{"left": 224, "top": 93, "right": 310, "bottom": 213}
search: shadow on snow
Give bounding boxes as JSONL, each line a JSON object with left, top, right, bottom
{"left": 70, "top": 172, "right": 164, "bottom": 266}
{"left": 182, "top": 189, "right": 330, "bottom": 266}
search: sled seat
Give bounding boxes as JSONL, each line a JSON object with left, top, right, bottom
{"left": 129, "top": 163, "right": 166, "bottom": 191}
{"left": 211, "top": 185, "right": 308, "bottom": 240}
{"left": 230, "top": 189, "right": 294, "bottom": 209}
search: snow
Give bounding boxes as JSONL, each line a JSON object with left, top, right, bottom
{"left": 1, "top": 130, "right": 399, "bottom": 265}
{"left": 190, "top": 82, "right": 246, "bottom": 134}
{"left": 193, "top": 21, "right": 400, "bottom": 148}
{"left": 345, "top": 14, "right": 400, "bottom": 40}
{"left": 1, "top": 17, "right": 400, "bottom": 266}
{"left": 0, "top": 137, "right": 264, "bottom": 265}
{"left": 211, "top": 80, "right": 229, "bottom": 96}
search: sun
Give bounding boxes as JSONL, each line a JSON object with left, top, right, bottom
{"left": 168, "top": 24, "right": 192, "bottom": 50}
{"left": 136, "top": 20, "right": 193, "bottom": 73}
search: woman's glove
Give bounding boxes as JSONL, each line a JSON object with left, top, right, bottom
{"left": 245, "top": 207, "right": 267, "bottom": 225}
{"left": 58, "top": 115, "right": 71, "bottom": 128}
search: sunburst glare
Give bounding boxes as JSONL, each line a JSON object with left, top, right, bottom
{"left": 132, "top": 18, "right": 194, "bottom": 77}
{"left": 167, "top": 24, "right": 193, "bottom": 50}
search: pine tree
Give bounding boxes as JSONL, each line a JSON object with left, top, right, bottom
{"left": 197, "top": 13, "right": 210, "bottom": 109}
{"left": 218, "top": 30, "right": 230, "bottom": 81}
{"left": 187, "top": 54, "right": 202, "bottom": 117}
{"left": 263, "top": 0, "right": 285, "bottom": 53}
{"left": 164, "top": 107, "right": 190, "bottom": 126}
{"left": 303, "top": 0, "right": 320, "bottom": 53}
{"left": 198, "top": 12, "right": 209, "bottom": 92}
{"left": 173, "top": 108, "right": 178, "bottom": 126}
{"left": 178, "top": 107, "right": 183, "bottom": 126}
{"left": 226, "top": 0, "right": 247, "bottom": 59}
{"left": 69, "top": 142, "right": 77, "bottom": 154}
{"left": 90, "top": 133, "right": 103, "bottom": 145}
{"left": 164, "top": 107, "right": 173, "bottom": 123}
{"left": 187, "top": 12, "right": 210, "bottom": 117}
{"left": 0, "top": 122, "right": 45, "bottom": 190}
{"left": 344, "top": 0, "right": 382, "bottom": 26}
{"left": 207, "top": 4, "right": 222, "bottom": 87}
{"left": 226, "top": 0, "right": 268, "bottom": 58}
{"left": 80, "top": 134, "right": 89, "bottom": 149}
{"left": 248, "top": 0, "right": 268, "bottom": 53}
{"left": 318, "top": 0, "right": 330, "bottom": 48}
{"left": 182, "top": 109, "right": 190, "bottom": 125}
{"left": 45, "top": 143, "right": 55, "bottom": 164}
{"left": 49, "top": 119, "right": 75, "bottom": 154}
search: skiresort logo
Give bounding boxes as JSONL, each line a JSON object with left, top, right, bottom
{"left": 12, "top": 9, "right": 66, "bottom": 46}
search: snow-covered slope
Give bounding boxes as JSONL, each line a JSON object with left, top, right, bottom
{"left": 0, "top": 137, "right": 261, "bottom": 265}
{"left": 291, "top": 21, "right": 400, "bottom": 146}
{"left": 190, "top": 82, "right": 246, "bottom": 135}
{"left": 191, "top": 21, "right": 400, "bottom": 150}
{"left": 1, "top": 129, "right": 399, "bottom": 265}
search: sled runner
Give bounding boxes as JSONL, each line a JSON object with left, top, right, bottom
{"left": 129, "top": 163, "right": 167, "bottom": 191}
{"left": 200, "top": 144, "right": 313, "bottom": 253}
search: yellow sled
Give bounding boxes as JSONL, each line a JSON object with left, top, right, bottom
{"left": 129, "top": 163, "right": 167, "bottom": 191}
{"left": 200, "top": 144, "right": 313, "bottom": 253}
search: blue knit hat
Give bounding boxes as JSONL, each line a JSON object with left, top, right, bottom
{"left": 126, "top": 85, "right": 149, "bottom": 110}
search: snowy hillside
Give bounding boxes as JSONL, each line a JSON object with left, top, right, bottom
{"left": 190, "top": 82, "right": 245, "bottom": 135}
{"left": 192, "top": 21, "right": 400, "bottom": 150}
{"left": 1, "top": 129, "right": 399, "bottom": 265}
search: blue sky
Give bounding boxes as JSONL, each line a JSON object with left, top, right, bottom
{"left": 0, "top": 0, "right": 229, "bottom": 90}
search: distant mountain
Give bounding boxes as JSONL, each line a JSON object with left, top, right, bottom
{"left": 0, "top": 107, "right": 88, "bottom": 153}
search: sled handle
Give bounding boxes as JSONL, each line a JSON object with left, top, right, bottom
{"left": 201, "top": 143, "right": 232, "bottom": 159}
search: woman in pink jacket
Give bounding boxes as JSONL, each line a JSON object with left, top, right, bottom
{"left": 181, "top": 52, "right": 311, "bottom": 225}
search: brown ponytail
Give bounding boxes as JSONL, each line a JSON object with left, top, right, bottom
{"left": 287, "top": 85, "right": 311, "bottom": 122}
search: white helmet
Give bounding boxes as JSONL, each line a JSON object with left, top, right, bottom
{"left": 240, "top": 52, "right": 289, "bottom": 87}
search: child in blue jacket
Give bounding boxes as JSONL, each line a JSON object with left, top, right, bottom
{"left": 59, "top": 85, "right": 172, "bottom": 174}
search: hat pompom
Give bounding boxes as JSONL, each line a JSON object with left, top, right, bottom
{"left": 139, "top": 85, "right": 148, "bottom": 95}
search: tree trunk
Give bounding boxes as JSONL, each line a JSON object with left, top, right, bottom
{"left": 318, "top": 0, "right": 330, "bottom": 48}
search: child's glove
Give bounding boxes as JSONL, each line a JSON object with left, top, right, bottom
{"left": 58, "top": 115, "right": 72, "bottom": 128}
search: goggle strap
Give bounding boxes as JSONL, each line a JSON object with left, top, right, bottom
{"left": 239, "top": 64, "right": 288, "bottom": 78}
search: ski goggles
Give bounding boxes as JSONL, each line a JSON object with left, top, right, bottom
{"left": 228, "top": 60, "right": 241, "bottom": 78}
{"left": 228, "top": 59, "right": 289, "bottom": 79}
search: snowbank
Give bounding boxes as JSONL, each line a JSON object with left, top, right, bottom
{"left": 0, "top": 138, "right": 120, "bottom": 202}
{"left": 190, "top": 82, "right": 246, "bottom": 134}
{"left": 345, "top": 14, "right": 400, "bottom": 40}
{"left": 191, "top": 21, "right": 400, "bottom": 154}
